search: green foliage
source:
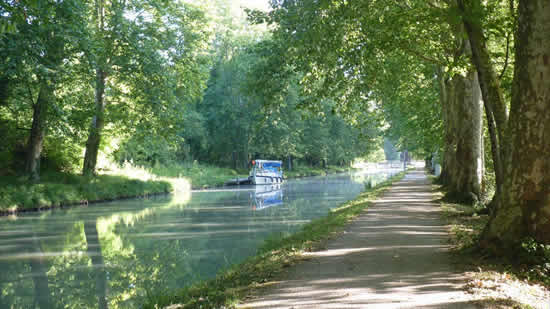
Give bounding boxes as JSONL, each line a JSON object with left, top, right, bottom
{"left": 0, "top": 0, "right": 212, "bottom": 178}
{"left": 150, "top": 162, "right": 244, "bottom": 189}
{"left": 113, "top": 135, "right": 179, "bottom": 167}
{"left": 151, "top": 32, "right": 376, "bottom": 170}
{"left": 41, "top": 137, "right": 83, "bottom": 173}
{"left": 0, "top": 118, "right": 25, "bottom": 175}
{"left": 2, "top": 0, "right": 382, "bottom": 185}
{"left": 519, "top": 238, "right": 550, "bottom": 285}
{"left": 0, "top": 0, "right": 90, "bottom": 177}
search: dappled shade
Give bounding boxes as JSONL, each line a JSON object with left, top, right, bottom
{"left": 240, "top": 170, "right": 475, "bottom": 308}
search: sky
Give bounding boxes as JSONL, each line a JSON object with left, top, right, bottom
{"left": 238, "top": 0, "right": 271, "bottom": 11}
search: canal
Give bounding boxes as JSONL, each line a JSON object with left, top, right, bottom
{"left": 0, "top": 168, "right": 401, "bottom": 308}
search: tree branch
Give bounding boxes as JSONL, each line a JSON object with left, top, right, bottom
{"left": 27, "top": 82, "right": 35, "bottom": 107}
{"left": 401, "top": 45, "right": 443, "bottom": 64}
{"left": 498, "top": 31, "right": 510, "bottom": 80}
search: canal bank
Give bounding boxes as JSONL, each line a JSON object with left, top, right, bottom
{"left": 144, "top": 170, "right": 407, "bottom": 309}
{"left": 0, "top": 164, "right": 354, "bottom": 216}
{"left": 0, "top": 167, "right": 403, "bottom": 308}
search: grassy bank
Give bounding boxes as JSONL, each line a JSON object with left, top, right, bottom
{"left": 284, "top": 165, "right": 350, "bottom": 178}
{"left": 0, "top": 162, "right": 356, "bottom": 215}
{"left": 150, "top": 162, "right": 351, "bottom": 189}
{"left": 0, "top": 162, "right": 245, "bottom": 214}
{"left": 433, "top": 182, "right": 550, "bottom": 308}
{"left": 143, "top": 171, "right": 406, "bottom": 309}
{"left": 0, "top": 170, "right": 171, "bottom": 214}
{"left": 150, "top": 163, "right": 246, "bottom": 189}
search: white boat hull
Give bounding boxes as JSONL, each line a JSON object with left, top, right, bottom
{"left": 250, "top": 175, "right": 284, "bottom": 185}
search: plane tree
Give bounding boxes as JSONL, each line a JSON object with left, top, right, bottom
{"left": 0, "top": 0, "right": 88, "bottom": 180}
{"left": 457, "top": 0, "right": 550, "bottom": 250}
{"left": 81, "top": 0, "right": 211, "bottom": 175}
{"left": 249, "top": 0, "right": 486, "bottom": 203}
{"left": 257, "top": 0, "right": 550, "bottom": 252}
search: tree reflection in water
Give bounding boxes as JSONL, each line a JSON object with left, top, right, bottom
{"left": 85, "top": 220, "right": 108, "bottom": 309}
{"left": 0, "top": 171, "right": 399, "bottom": 308}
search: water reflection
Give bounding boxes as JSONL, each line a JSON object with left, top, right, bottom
{"left": 0, "top": 169, "right": 401, "bottom": 308}
{"left": 250, "top": 184, "right": 283, "bottom": 210}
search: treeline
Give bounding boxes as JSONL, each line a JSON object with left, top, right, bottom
{"left": 115, "top": 35, "right": 375, "bottom": 169}
{"left": 0, "top": 0, "right": 373, "bottom": 182}
{"left": 0, "top": 0, "right": 210, "bottom": 180}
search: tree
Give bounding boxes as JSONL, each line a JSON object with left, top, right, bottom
{"left": 82, "top": 0, "right": 210, "bottom": 175}
{"left": 252, "top": 0, "right": 484, "bottom": 202}
{"left": 0, "top": 0, "right": 86, "bottom": 180}
{"left": 458, "top": 0, "right": 550, "bottom": 249}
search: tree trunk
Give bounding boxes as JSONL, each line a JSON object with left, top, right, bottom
{"left": 83, "top": 0, "right": 108, "bottom": 176}
{"left": 458, "top": 0, "right": 508, "bottom": 208}
{"left": 453, "top": 70, "right": 483, "bottom": 202}
{"left": 437, "top": 69, "right": 455, "bottom": 186}
{"left": 82, "top": 69, "right": 107, "bottom": 176}
{"left": 481, "top": 0, "right": 550, "bottom": 248}
{"left": 25, "top": 82, "right": 52, "bottom": 182}
{"left": 438, "top": 66, "right": 484, "bottom": 203}
{"left": 232, "top": 151, "right": 237, "bottom": 170}
{"left": 287, "top": 155, "right": 292, "bottom": 171}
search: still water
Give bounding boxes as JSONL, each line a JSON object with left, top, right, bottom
{"left": 0, "top": 168, "right": 400, "bottom": 308}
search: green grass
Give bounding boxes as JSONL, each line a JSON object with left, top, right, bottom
{"left": 143, "top": 171, "right": 406, "bottom": 309}
{"left": 283, "top": 165, "right": 350, "bottom": 178}
{"left": 0, "top": 170, "right": 171, "bottom": 214}
{"left": 150, "top": 163, "right": 351, "bottom": 189}
{"left": 150, "top": 162, "right": 246, "bottom": 189}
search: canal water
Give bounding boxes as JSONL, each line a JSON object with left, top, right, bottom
{"left": 0, "top": 168, "right": 401, "bottom": 308}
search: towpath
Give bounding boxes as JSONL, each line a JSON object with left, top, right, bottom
{"left": 239, "top": 169, "right": 477, "bottom": 308}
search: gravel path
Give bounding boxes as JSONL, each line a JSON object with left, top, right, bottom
{"left": 239, "top": 169, "right": 477, "bottom": 309}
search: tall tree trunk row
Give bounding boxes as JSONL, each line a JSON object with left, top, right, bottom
{"left": 481, "top": 0, "right": 550, "bottom": 248}
{"left": 457, "top": 0, "right": 508, "bottom": 208}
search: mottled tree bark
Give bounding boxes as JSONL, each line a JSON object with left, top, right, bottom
{"left": 438, "top": 68, "right": 483, "bottom": 203}
{"left": 437, "top": 68, "right": 454, "bottom": 186}
{"left": 481, "top": 0, "right": 550, "bottom": 247}
{"left": 453, "top": 70, "right": 483, "bottom": 202}
{"left": 457, "top": 0, "right": 508, "bottom": 208}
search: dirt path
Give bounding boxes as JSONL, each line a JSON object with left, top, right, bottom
{"left": 239, "top": 169, "right": 477, "bottom": 308}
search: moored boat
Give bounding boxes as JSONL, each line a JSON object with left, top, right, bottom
{"left": 249, "top": 160, "right": 284, "bottom": 185}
